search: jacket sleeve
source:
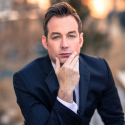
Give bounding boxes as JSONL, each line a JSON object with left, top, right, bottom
{"left": 97, "top": 59, "right": 124, "bottom": 125}
{"left": 13, "top": 72, "right": 81, "bottom": 125}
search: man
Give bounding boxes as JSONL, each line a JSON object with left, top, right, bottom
{"left": 13, "top": 2, "right": 124, "bottom": 125}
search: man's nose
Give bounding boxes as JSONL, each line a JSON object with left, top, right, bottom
{"left": 60, "top": 37, "right": 69, "bottom": 48}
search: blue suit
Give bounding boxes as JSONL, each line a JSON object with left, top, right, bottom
{"left": 13, "top": 53, "right": 124, "bottom": 125}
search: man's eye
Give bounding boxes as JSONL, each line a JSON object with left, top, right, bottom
{"left": 69, "top": 35, "right": 75, "bottom": 38}
{"left": 53, "top": 36, "right": 59, "bottom": 39}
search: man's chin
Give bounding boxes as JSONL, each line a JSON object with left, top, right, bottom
{"left": 59, "top": 58, "right": 68, "bottom": 66}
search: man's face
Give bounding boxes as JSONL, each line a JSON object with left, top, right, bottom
{"left": 42, "top": 15, "right": 83, "bottom": 65}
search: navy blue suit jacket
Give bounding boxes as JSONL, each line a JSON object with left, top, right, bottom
{"left": 13, "top": 53, "right": 124, "bottom": 125}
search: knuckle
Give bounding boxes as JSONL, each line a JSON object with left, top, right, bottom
{"left": 63, "top": 65, "right": 68, "bottom": 70}
{"left": 75, "top": 56, "right": 78, "bottom": 60}
{"left": 64, "top": 65, "right": 67, "bottom": 68}
{"left": 69, "top": 67, "right": 72, "bottom": 70}
{"left": 73, "top": 69, "right": 76, "bottom": 73}
{"left": 74, "top": 70, "right": 79, "bottom": 73}
{"left": 62, "top": 65, "right": 66, "bottom": 69}
{"left": 70, "top": 54, "right": 75, "bottom": 58}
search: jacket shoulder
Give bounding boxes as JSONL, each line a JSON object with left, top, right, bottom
{"left": 15, "top": 56, "right": 46, "bottom": 76}
{"left": 80, "top": 53, "right": 104, "bottom": 64}
{"left": 80, "top": 53, "right": 108, "bottom": 73}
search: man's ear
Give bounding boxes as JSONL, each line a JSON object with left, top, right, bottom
{"left": 80, "top": 32, "right": 84, "bottom": 48}
{"left": 42, "top": 35, "right": 48, "bottom": 50}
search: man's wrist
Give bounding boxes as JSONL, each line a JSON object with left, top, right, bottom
{"left": 58, "top": 89, "right": 73, "bottom": 103}
{"left": 57, "top": 96, "right": 78, "bottom": 114}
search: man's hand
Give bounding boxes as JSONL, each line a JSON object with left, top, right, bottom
{"left": 55, "top": 52, "right": 80, "bottom": 103}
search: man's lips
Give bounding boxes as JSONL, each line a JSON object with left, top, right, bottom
{"left": 59, "top": 53, "right": 71, "bottom": 57}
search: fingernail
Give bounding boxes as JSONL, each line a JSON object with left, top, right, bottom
{"left": 74, "top": 52, "right": 77, "bottom": 54}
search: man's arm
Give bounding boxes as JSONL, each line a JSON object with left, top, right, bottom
{"left": 97, "top": 59, "right": 124, "bottom": 125}
{"left": 13, "top": 52, "right": 81, "bottom": 125}
{"left": 55, "top": 52, "right": 79, "bottom": 103}
{"left": 13, "top": 72, "right": 81, "bottom": 125}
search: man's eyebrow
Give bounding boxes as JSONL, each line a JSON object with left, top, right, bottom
{"left": 68, "top": 31, "right": 77, "bottom": 34}
{"left": 51, "top": 32, "right": 61, "bottom": 36}
{"left": 50, "top": 31, "right": 77, "bottom": 36}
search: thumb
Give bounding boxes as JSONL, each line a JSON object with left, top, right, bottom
{"left": 55, "top": 57, "right": 60, "bottom": 73}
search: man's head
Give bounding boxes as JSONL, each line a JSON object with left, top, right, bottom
{"left": 43, "top": 2, "right": 82, "bottom": 38}
{"left": 42, "top": 2, "right": 83, "bottom": 65}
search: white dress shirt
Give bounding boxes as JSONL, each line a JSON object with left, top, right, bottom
{"left": 51, "top": 61, "right": 79, "bottom": 114}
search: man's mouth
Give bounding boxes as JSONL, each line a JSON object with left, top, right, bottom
{"left": 59, "top": 53, "right": 71, "bottom": 57}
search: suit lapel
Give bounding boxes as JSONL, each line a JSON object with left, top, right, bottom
{"left": 43, "top": 55, "right": 59, "bottom": 102}
{"left": 45, "top": 69, "right": 59, "bottom": 101}
{"left": 79, "top": 55, "right": 90, "bottom": 116}
{"left": 42, "top": 54, "right": 90, "bottom": 115}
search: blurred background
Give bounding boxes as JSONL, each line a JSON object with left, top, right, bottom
{"left": 0, "top": 0, "right": 125, "bottom": 124}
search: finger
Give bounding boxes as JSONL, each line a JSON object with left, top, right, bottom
{"left": 74, "top": 62, "right": 78, "bottom": 69}
{"left": 55, "top": 57, "right": 60, "bottom": 73}
{"left": 63, "top": 52, "right": 77, "bottom": 66}
{"left": 70, "top": 55, "right": 79, "bottom": 68}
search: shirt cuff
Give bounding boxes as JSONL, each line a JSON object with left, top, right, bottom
{"left": 57, "top": 96, "right": 78, "bottom": 114}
